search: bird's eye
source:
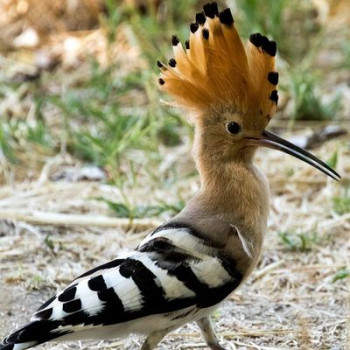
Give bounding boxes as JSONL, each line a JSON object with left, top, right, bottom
{"left": 226, "top": 121, "right": 241, "bottom": 135}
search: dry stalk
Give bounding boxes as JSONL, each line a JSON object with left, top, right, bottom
{"left": 297, "top": 316, "right": 312, "bottom": 350}
{"left": 0, "top": 209, "right": 161, "bottom": 230}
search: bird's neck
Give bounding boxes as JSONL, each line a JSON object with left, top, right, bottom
{"left": 190, "top": 140, "right": 270, "bottom": 237}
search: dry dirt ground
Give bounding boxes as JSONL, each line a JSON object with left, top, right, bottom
{"left": 0, "top": 138, "right": 349, "bottom": 350}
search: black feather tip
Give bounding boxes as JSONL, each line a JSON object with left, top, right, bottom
{"left": 157, "top": 60, "right": 163, "bottom": 68}
{"left": 171, "top": 35, "right": 179, "bottom": 46}
{"left": 185, "top": 40, "right": 190, "bottom": 50}
{"left": 269, "top": 90, "right": 279, "bottom": 104}
{"left": 250, "top": 33, "right": 277, "bottom": 56}
{"left": 260, "top": 36, "right": 269, "bottom": 49}
{"left": 203, "top": 2, "right": 219, "bottom": 19}
{"left": 196, "top": 12, "right": 206, "bottom": 25}
{"left": 202, "top": 28, "right": 209, "bottom": 40}
{"left": 263, "top": 40, "right": 277, "bottom": 56}
{"left": 190, "top": 22, "right": 199, "bottom": 33}
{"left": 168, "top": 58, "right": 176, "bottom": 68}
{"left": 34, "top": 307, "right": 53, "bottom": 320}
{"left": 249, "top": 33, "right": 263, "bottom": 47}
{"left": 267, "top": 72, "right": 279, "bottom": 85}
{"left": 219, "top": 8, "right": 234, "bottom": 26}
{"left": 158, "top": 78, "right": 165, "bottom": 85}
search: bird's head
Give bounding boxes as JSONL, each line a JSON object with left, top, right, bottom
{"left": 157, "top": 2, "right": 339, "bottom": 180}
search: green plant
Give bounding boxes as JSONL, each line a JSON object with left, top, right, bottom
{"left": 103, "top": 0, "right": 122, "bottom": 46}
{"left": 234, "top": 0, "right": 322, "bottom": 61}
{"left": 333, "top": 187, "right": 350, "bottom": 215}
{"left": 288, "top": 67, "right": 341, "bottom": 121}
{"left": 95, "top": 197, "right": 185, "bottom": 219}
{"left": 25, "top": 274, "right": 45, "bottom": 291}
{"left": 44, "top": 235, "right": 55, "bottom": 251}
{"left": 126, "top": 0, "right": 199, "bottom": 65}
{"left": 26, "top": 120, "right": 53, "bottom": 147}
{"left": 0, "top": 120, "right": 16, "bottom": 161}
{"left": 327, "top": 151, "right": 338, "bottom": 169}
{"left": 45, "top": 63, "right": 162, "bottom": 174}
{"left": 332, "top": 268, "right": 350, "bottom": 283}
{"left": 234, "top": 0, "right": 288, "bottom": 40}
{"left": 278, "top": 230, "right": 319, "bottom": 252}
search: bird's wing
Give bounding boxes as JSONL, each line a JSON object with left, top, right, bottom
{"left": 1, "top": 223, "right": 242, "bottom": 349}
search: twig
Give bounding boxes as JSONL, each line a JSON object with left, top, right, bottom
{"left": 228, "top": 339, "right": 281, "bottom": 350}
{"left": 319, "top": 213, "right": 350, "bottom": 230}
{"left": 0, "top": 209, "right": 161, "bottom": 230}
{"left": 176, "top": 329, "right": 293, "bottom": 338}
{"left": 252, "top": 260, "right": 285, "bottom": 281}
{"left": 270, "top": 264, "right": 346, "bottom": 273}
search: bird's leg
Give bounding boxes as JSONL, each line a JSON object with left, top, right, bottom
{"left": 141, "top": 327, "right": 173, "bottom": 350}
{"left": 197, "top": 316, "right": 226, "bottom": 350}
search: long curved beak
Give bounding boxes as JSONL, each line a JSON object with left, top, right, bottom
{"left": 246, "top": 130, "right": 341, "bottom": 181}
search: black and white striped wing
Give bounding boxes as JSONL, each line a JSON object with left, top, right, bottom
{"left": 2, "top": 223, "right": 243, "bottom": 349}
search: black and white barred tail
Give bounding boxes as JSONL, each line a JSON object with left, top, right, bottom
{"left": 0, "top": 222, "right": 243, "bottom": 350}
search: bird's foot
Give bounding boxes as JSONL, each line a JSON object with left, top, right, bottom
{"left": 197, "top": 316, "right": 227, "bottom": 350}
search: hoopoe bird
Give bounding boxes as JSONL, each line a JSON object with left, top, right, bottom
{"left": 1, "top": 3, "right": 340, "bottom": 350}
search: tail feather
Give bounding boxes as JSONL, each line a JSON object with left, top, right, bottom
{"left": 0, "top": 341, "right": 36, "bottom": 350}
{"left": 1, "top": 320, "right": 69, "bottom": 350}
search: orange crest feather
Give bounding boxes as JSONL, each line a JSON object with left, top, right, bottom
{"left": 157, "top": 2, "right": 279, "bottom": 120}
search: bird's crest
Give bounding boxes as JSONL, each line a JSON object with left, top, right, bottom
{"left": 157, "top": 2, "right": 278, "bottom": 122}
